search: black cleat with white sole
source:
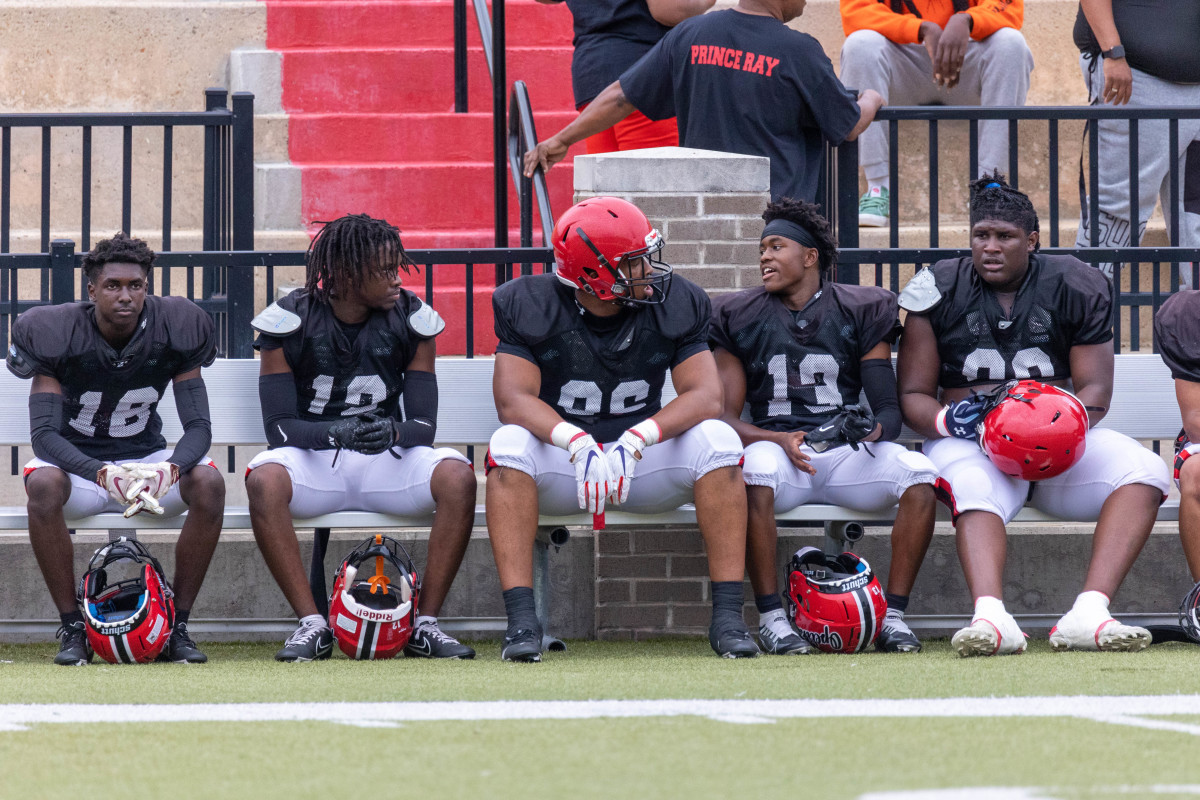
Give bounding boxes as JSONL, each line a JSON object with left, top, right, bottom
{"left": 501, "top": 625, "right": 544, "bottom": 663}
{"left": 275, "top": 621, "right": 334, "bottom": 662}
{"left": 404, "top": 620, "right": 476, "bottom": 659}
{"left": 54, "top": 621, "right": 92, "bottom": 666}
{"left": 709, "top": 619, "right": 760, "bottom": 658}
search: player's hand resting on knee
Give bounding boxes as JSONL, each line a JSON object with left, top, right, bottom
{"left": 552, "top": 422, "right": 612, "bottom": 515}
{"left": 605, "top": 420, "right": 661, "bottom": 504}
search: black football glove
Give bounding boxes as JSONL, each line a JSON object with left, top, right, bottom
{"left": 326, "top": 414, "right": 394, "bottom": 455}
{"left": 805, "top": 405, "right": 877, "bottom": 453}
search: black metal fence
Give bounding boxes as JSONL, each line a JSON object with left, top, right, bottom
{"left": 0, "top": 90, "right": 254, "bottom": 354}
{"left": 829, "top": 105, "right": 1200, "bottom": 352}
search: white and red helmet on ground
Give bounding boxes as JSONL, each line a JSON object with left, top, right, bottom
{"left": 786, "top": 547, "right": 886, "bottom": 653}
{"left": 551, "top": 196, "right": 672, "bottom": 305}
{"left": 979, "top": 380, "right": 1088, "bottom": 481}
{"left": 328, "top": 534, "right": 419, "bottom": 660}
{"left": 79, "top": 537, "right": 175, "bottom": 664}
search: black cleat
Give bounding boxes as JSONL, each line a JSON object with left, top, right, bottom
{"left": 157, "top": 622, "right": 208, "bottom": 663}
{"left": 757, "top": 624, "right": 812, "bottom": 655}
{"left": 54, "top": 621, "right": 92, "bottom": 666}
{"left": 709, "top": 620, "right": 760, "bottom": 659}
{"left": 275, "top": 621, "right": 334, "bottom": 662}
{"left": 875, "top": 614, "right": 922, "bottom": 653}
{"left": 404, "top": 620, "right": 476, "bottom": 659}
{"left": 501, "top": 625, "right": 544, "bottom": 663}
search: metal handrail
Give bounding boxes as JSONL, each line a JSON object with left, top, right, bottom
{"left": 455, "top": 0, "right": 556, "bottom": 253}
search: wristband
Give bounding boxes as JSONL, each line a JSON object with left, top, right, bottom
{"left": 934, "top": 407, "right": 952, "bottom": 438}
{"left": 627, "top": 419, "right": 662, "bottom": 448}
{"left": 551, "top": 421, "right": 588, "bottom": 451}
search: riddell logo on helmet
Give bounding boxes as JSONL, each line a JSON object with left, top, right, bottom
{"left": 798, "top": 625, "right": 844, "bottom": 651}
{"left": 356, "top": 607, "right": 398, "bottom": 623}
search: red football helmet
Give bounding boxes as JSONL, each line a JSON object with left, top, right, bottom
{"left": 552, "top": 196, "right": 672, "bottom": 305}
{"left": 328, "top": 534, "right": 420, "bottom": 660}
{"left": 79, "top": 537, "right": 175, "bottom": 664}
{"left": 786, "top": 547, "right": 886, "bottom": 653}
{"left": 980, "top": 380, "right": 1088, "bottom": 481}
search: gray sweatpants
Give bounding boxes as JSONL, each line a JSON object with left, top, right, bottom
{"left": 839, "top": 27, "right": 1034, "bottom": 185}
{"left": 1074, "top": 54, "right": 1200, "bottom": 285}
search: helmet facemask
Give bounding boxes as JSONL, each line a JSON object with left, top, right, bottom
{"left": 573, "top": 226, "right": 673, "bottom": 307}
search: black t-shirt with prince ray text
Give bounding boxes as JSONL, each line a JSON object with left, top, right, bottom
{"left": 619, "top": 8, "right": 860, "bottom": 202}
{"left": 564, "top": 0, "right": 670, "bottom": 107}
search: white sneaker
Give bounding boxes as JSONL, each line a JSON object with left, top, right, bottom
{"left": 1049, "top": 608, "right": 1151, "bottom": 652}
{"left": 951, "top": 611, "right": 1027, "bottom": 657}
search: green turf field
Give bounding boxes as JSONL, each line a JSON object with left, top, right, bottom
{"left": 3, "top": 638, "right": 1199, "bottom": 799}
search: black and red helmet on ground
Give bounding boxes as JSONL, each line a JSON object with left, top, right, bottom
{"left": 786, "top": 547, "right": 886, "bottom": 653}
{"left": 79, "top": 537, "right": 175, "bottom": 664}
{"left": 551, "top": 196, "right": 672, "bottom": 305}
{"left": 980, "top": 380, "right": 1088, "bottom": 481}
{"left": 328, "top": 534, "right": 419, "bottom": 660}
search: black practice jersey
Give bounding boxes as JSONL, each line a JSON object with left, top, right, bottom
{"left": 8, "top": 295, "right": 216, "bottom": 461}
{"left": 256, "top": 289, "right": 436, "bottom": 422}
{"left": 493, "top": 273, "right": 711, "bottom": 442}
{"left": 711, "top": 283, "right": 900, "bottom": 432}
{"left": 907, "top": 255, "right": 1113, "bottom": 390}
{"left": 1155, "top": 290, "right": 1200, "bottom": 383}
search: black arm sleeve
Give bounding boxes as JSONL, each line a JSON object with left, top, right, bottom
{"left": 29, "top": 393, "right": 105, "bottom": 480}
{"left": 167, "top": 377, "right": 213, "bottom": 471}
{"left": 394, "top": 370, "right": 438, "bottom": 448}
{"left": 260, "top": 372, "right": 335, "bottom": 450}
{"left": 861, "top": 358, "right": 902, "bottom": 442}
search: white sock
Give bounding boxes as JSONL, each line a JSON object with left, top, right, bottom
{"left": 886, "top": 607, "right": 905, "bottom": 620}
{"left": 866, "top": 181, "right": 889, "bottom": 195}
{"left": 973, "top": 596, "right": 1007, "bottom": 622}
{"left": 300, "top": 614, "right": 325, "bottom": 628}
{"left": 759, "top": 608, "right": 793, "bottom": 637}
{"left": 1071, "top": 590, "right": 1110, "bottom": 616}
{"left": 417, "top": 615, "right": 437, "bottom": 628}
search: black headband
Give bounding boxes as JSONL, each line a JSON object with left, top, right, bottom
{"left": 761, "top": 219, "right": 819, "bottom": 249}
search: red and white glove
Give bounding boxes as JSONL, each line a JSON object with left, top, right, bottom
{"left": 552, "top": 422, "right": 611, "bottom": 515}
{"left": 605, "top": 419, "right": 661, "bottom": 504}
{"left": 96, "top": 465, "right": 148, "bottom": 504}
{"left": 119, "top": 462, "right": 180, "bottom": 517}
{"left": 124, "top": 462, "right": 180, "bottom": 500}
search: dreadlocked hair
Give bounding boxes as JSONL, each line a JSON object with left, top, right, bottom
{"left": 969, "top": 171, "right": 1040, "bottom": 250}
{"left": 762, "top": 196, "right": 838, "bottom": 276}
{"left": 305, "top": 213, "right": 414, "bottom": 302}
{"left": 82, "top": 232, "right": 155, "bottom": 284}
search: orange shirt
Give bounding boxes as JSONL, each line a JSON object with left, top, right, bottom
{"left": 840, "top": 0, "right": 1024, "bottom": 45}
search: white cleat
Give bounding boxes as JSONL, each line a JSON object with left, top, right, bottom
{"left": 1049, "top": 609, "right": 1151, "bottom": 652}
{"left": 952, "top": 613, "right": 1028, "bottom": 657}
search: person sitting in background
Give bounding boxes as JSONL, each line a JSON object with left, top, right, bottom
{"left": 838, "top": 0, "right": 1032, "bottom": 227}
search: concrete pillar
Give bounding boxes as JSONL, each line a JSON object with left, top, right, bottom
{"left": 572, "top": 146, "right": 771, "bottom": 296}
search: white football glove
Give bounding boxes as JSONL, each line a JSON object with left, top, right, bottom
{"left": 123, "top": 489, "right": 165, "bottom": 518}
{"left": 123, "top": 462, "right": 180, "bottom": 500}
{"left": 552, "top": 422, "right": 611, "bottom": 516}
{"left": 96, "top": 465, "right": 147, "bottom": 504}
{"left": 605, "top": 419, "right": 661, "bottom": 505}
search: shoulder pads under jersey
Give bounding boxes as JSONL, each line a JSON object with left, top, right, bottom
{"left": 251, "top": 302, "right": 302, "bottom": 336}
{"left": 6, "top": 343, "right": 34, "bottom": 379}
{"left": 408, "top": 301, "right": 445, "bottom": 337}
{"left": 897, "top": 267, "right": 943, "bottom": 312}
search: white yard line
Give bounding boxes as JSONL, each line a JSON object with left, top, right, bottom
{"left": 1, "top": 695, "right": 1200, "bottom": 734}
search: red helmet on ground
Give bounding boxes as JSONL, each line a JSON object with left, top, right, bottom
{"left": 980, "top": 380, "right": 1088, "bottom": 481}
{"left": 79, "top": 537, "right": 175, "bottom": 664}
{"left": 785, "top": 547, "right": 886, "bottom": 653}
{"left": 329, "top": 534, "right": 419, "bottom": 660}
{"left": 551, "top": 196, "right": 672, "bottom": 305}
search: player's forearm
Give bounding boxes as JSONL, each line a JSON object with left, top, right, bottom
{"left": 654, "top": 388, "right": 722, "bottom": 441}
{"left": 900, "top": 392, "right": 944, "bottom": 440}
{"left": 719, "top": 412, "right": 779, "bottom": 448}
{"left": 554, "top": 82, "right": 636, "bottom": 148}
{"left": 29, "top": 392, "right": 105, "bottom": 480}
{"left": 259, "top": 373, "right": 335, "bottom": 450}
{"left": 861, "top": 358, "right": 902, "bottom": 441}
{"left": 168, "top": 377, "right": 212, "bottom": 470}
{"left": 495, "top": 391, "right": 566, "bottom": 444}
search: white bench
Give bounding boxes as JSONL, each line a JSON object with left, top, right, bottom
{"left": 0, "top": 354, "right": 1182, "bottom": 639}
